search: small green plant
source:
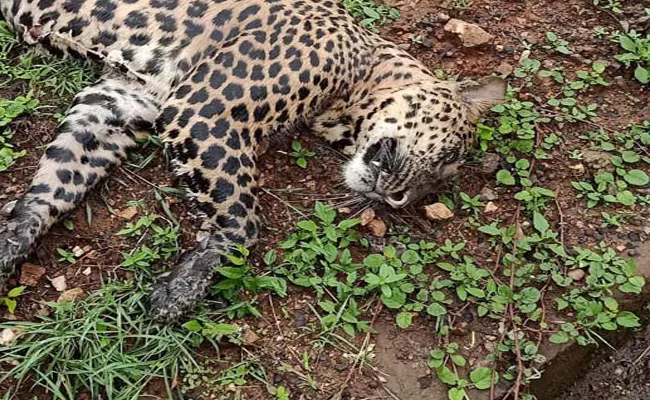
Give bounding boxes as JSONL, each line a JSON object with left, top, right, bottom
{"left": 451, "top": 0, "right": 472, "bottom": 10}
{"left": 290, "top": 140, "right": 316, "bottom": 168}
{"left": 342, "top": 0, "right": 399, "bottom": 32}
{"left": 593, "top": 0, "right": 623, "bottom": 13}
{"left": 544, "top": 32, "right": 572, "bottom": 55}
{"left": 1, "top": 285, "right": 25, "bottom": 314}
{"left": 459, "top": 192, "right": 483, "bottom": 217}
{"left": 612, "top": 30, "right": 650, "bottom": 84}
{"left": 56, "top": 248, "right": 77, "bottom": 264}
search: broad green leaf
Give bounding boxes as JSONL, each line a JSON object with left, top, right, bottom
{"left": 7, "top": 286, "right": 25, "bottom": 298}
{"left": 623, "top": 169, "right": 649, "bottom": 186}
{"left": 183, "top": 320, "right": 202, "bottom": 332}
{"left": 470, "top": 367, "right": 496, "bottom": 390}
{"left": 437, "top": 366, "right": 458, "bottom": 385}
{"left": 616, "top": 311, "right": 640, "bottom": 328}
{"left": 496, "top": 169, "right": 516, "bottom": 186}
{"left": 533, "top": 211, "right": 550, "bottom": 234}
{"left": 549, "top": 331, "right": 570, "bottom": 344}
{"left": 396, "top": 311, "right": 413, "bottom": 329}
{"left": 448, "top": 387, "right": 466, "bottom": 400}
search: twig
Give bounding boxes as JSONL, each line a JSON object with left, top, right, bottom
{"left": 267, "top": 294, "right": 284, "bottom": 338}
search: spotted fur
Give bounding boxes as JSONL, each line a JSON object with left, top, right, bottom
{"left": 0, "top": 0, "right": 504, "bottom": 321}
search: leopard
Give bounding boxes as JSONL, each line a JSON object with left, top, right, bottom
{"left": 0, "top": 0, "right": 505, "bottom": 322}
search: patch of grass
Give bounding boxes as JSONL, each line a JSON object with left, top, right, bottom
{"left": 342, "top": 0, "right": 399, "bottom": 32}
{"left": 0, "top": 21, "right": 99, "bottom": 98}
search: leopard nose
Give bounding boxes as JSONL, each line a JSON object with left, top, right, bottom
{"left": 384, "top": 190, "right": 409, "bottom": 208}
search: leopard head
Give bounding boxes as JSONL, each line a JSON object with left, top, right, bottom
{"left": 343, "top": 77, "right": 506, "bottom": 208}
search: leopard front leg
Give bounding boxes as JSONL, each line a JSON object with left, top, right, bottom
{"left": 0, "top": 76, "right": 159, "bottom": 291}
{"left": 148, "top": 75, "right": 261, "bottom": 322}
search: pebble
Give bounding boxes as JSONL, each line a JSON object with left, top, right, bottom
{"left": 568, "top": 269, "right": 585, "bottom": 281}
{"left": 58, "top": 287, "right": 84, "bottom": 302}
{"left": 19, "top": 263, "right": 47, "bottom": 286}
{"left": 360, "top": 208, "right": 376, "bottom": 226}
{"left": 480, "top": 187, "right": 498, "bottom": 201}
{"left": 436, "top": 12, "right": 450, "bottom": 22}
{"left": 50, "top": 275, "right": 67, "bottom": 292}
{"left": 0, "top": 329, "right": 17, "bottom": 346}
{"left": 293, "top": 310, "right": 309, "bottom": 328}
{"left": 616, "top": 245, "right": 627, "bottom": 252}
{"left": 484, "top": 202, "right": 498, "bottom": 213}
{"left": 367, "top": 219, "right": 387, "bottom": 237}
{"left": 495, "top": 62, "right": 514, "bottom": 76}
{"left": 116, "top": 206, "right": 138, "bottom": 220}
{"left": 423, "top": 203, "right": 454, "bottom": 220}
{"left": 334, "top": 363, "right": 348, "bottom": 372}
{"left": 443, "top": 19, "right": 494, "bottom": 48}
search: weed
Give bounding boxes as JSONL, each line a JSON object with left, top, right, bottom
{"left": 290, "top": 140, "right": 316, "bottom": 169}
{"left": 612, "top": 30, "right": 650, "bottom": 84}
{"left": 0, "top": 285, "right": 25, "bottom": 314}
{"left": 56, "top": 248, "right": 77, "bottom": 264}
{"left": 544, "top": 32, "right": 572, "bottom": 55}
{"left": 342, "top": 0, "right": 399, "bottom": 32}
{"left": 593, "top": 0, "right": 623, "bottom": 14}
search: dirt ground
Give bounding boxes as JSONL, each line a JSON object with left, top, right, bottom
{"left": 1, "top": 0, "right": 650, "bottom": 399}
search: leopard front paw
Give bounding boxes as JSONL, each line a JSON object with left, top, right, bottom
{"left": 148, "top": 248, "right": 218, "bottom": 323}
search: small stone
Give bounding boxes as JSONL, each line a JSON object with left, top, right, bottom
{"left": 443, "top": 19, "right": 494, "bottom": 48}
{"left": 616, "top": 245, "right": 627, "bottom": 252}
{"left": 479, "top": 153, "right": 501, "bottom": 175}
{"left": 241, "top": 326, "right": 260, "bottom": 345}
{"left": 568, "top": 269, "right": 585, "bottom": 281}
{"left": 495, "top": 44, "right": 505, "bottom": 52}
{"left": 50, "top": 275, "right": 67, "bottom": 292}
{"left": 338, "top": 207, "right": 352, "bottom": 214}
{"left": 0, "top": 328, "right": 18, "bottom": 346}
{"left": 569, "top": 164, "right": 586, "bottom": 175}
{"left": 367, "top": 219, "right": 387, "bottom": 237}
{"left": 293, "top": 310, "right": 309, "bottom": 328}
{"left": 82, "top": 267, "right": 92, "bottom": 276}
{"left": 436, "top": 12, "right": 450, "bottom": 22}
{"left": 396, "top": 43, "right": 410, "bottom": 51}
{"left": 484, "top": 202, "right": 498, "bottom": 213}
{"left": 196, "top": 230, "right": 210, "bottom": 243}
{"left": 334, "top": 363, "right": 348, "bottom": 372}
{"left": 360, "top": 208, "right": 376, "bottom": 226}
{"left": 480, "top": 187, "right": 498, "bottom": 201}
{"left": 519, "top": 49, "right": 531, "bottom": 61}
{"left": 369, "top": 380, "right": 380, "bottom": 389}
{"left": 423, "top": 203, "right": 454, "bottom": 220}
{"left": 613, "top": 366, "right": 624, "bottom": 376}
{"left": 418, "top": 375, "right": 433, "bottom": 389}
{"left": 58, "top": 287, "right": 84, "bottom": 302}
{"left": 72, "top": 245, "right": 91, "bottom": 258}
{"left": 628, "top": 249, "right": 638, "bottom": 257}
{"left": 0, "top": 200, "right": 16, "bottom": 217}
{"left": 19, "top": 263, "right": 46, "bottom": 286}
{"left": 116, "top": 206, "right": 138, "bottom": 220}
{"left": 495, "top": 62, "right": 514, "bottom": 76}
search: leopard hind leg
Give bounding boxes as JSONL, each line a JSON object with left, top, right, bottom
{"left": 0, "top": 75, "right": 160, "bottom": 291}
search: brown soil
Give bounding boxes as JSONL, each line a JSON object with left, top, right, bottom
{"left": 1, "top": 0, "right": 650, "bottom": 399}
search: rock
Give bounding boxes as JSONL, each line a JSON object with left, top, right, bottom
{"left": 423, "top": 203, "right": 454, "bottom": 220}
{"left": 583, "top": 150, "right": 614, "bottom": 174}
{"left": 0, "top": 328, "right": 18, "bottom": 346}
{"left": 569, "top": 164, "right": 586, "bottom": 175}
{"left": 396, "top": 43, "right": 410, "bottom": 51}
{"left": 72, "top": 245, "right": 91, "bottom": 258}
{"left": 479, "top": 153, "right": 501, "bottom": 175}
{"left": 58, "top": 288, "right": 84, "bottom": 302}
{"left": 337, "top": 207, "right": 352, "bottom": 214}
{"left": 334, "top": 363, "right": 348, "bottom": 372}
{"left": 0, "top": 200, "right": 16, "bottom": 217}
{"left": 495, "top": 44, "right": 505, "bottom": 52}
{"left": 241, "top": 326, "right": 260, "bottom": 345}
{"left": 19, "top": 263, "right": 46, "bottom": 286}
{"left": 50, "top": 275, "right": 67, "bottom": 292}
{"left": 495, "top": 62, "right": 514, "bottom": 76}
{"left": 116, "top": 206, "right": 138, "bottom": 220}
{"left": 484, "top": 202, "right": 498, "bottom": 213}
{"left": 360, "top": 208, "right": 376, "bottom": 226}
{"left": 293, "top": 310, "right": 309, "bottom": 328}
{"left": 82, "top": 267, "right": 92, "bottom": 276}
{"left": 418, "top": 375, "right": 433, "bottom": 389}
{"left": 480, "top": 187, "right": 498, "bottom": 201}
{"left": 436, "top": 12, "right": 450, "bottom": 22}
{"left": 443, "top": 19, "right": 494, "bottom": 48}
{"left": 367, "top": 219, "right": 387, "bottom": 237}
{"left": 616, "top": 245, "right": 627, "bottom": 252}
{"left": 568, "top": 269, "right": 585, "bottom": 281}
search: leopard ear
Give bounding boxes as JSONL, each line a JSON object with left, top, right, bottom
{"left": 458, "top": 77, "right": 506, "bottom": 122}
